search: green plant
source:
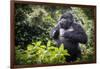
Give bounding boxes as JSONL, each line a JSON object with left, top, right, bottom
{"left": 16, "top": 40, "right": 69, "bottom": 64}
{"left": 15, "top": 4, "right": 95, "bottom": 63}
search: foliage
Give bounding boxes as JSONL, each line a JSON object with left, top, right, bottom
{"left": 16, "top": 40, "right": 69, "bottom": 64}
{"left": 15, "top": 4, "right": 71, "bottom": 48}
{"left": 71, "top": 7, "right": 95, "bottom": 62}
{"left": 15, "top": 4, "right": 95, "bottom": 64}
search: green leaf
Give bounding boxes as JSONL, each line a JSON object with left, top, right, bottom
{"left": 40, "top": 45, "right": 46, "bottom": 49}
{"left": 59, "top": 44, "right": 64, "bottom": 51}
{"left": 35, "top": 41, "right": 41, "bottom": 46}
{"left": 27, "top": 44, "right": 33, "bottom": 51}
{"left": 47, "top": 40, "right": 51, "bottom": 47}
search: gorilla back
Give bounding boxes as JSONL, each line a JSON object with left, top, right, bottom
{"left": 50, "top": 12, "right": 87, "bottom": 62}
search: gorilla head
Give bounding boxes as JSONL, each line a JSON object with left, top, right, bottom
{"left": 58, "top": 12, "right": 74, "bottom": 29}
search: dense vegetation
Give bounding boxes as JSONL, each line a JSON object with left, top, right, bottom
{"left": 15, "top": 4, "right": 95, "bottom": 64}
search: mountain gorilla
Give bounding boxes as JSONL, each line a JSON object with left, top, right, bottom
{"left": 50, "top": 12, "right": 87, "bottom": 62}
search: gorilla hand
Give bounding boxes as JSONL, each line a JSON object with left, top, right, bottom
{"left": 52, "top": 28, "right": 59, "bottom": 39}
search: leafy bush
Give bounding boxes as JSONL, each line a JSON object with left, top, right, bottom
{"left": 15, "top": 4, "right": 95, "bottom": 64}
{"left": 16, "top": 40, "right": 70, "bottom": 64}
{"left": 15, "top": 4, "right": 71, "bottom": 48}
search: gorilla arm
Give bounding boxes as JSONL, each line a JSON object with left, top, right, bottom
{"left": 63, "top": 23, "right": 88, "bottom": 44}
{"left": 50, "top": 24, "right": 60, "bottom": 39}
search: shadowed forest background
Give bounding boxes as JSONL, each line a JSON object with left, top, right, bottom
{"left": 15, "top": 3, "right": 95, "bottom": 64}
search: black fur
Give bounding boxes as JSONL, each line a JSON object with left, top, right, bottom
{"left": 50, "top": 12, "right": 87, "bottom": 62}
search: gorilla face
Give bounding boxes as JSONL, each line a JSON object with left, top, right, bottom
{"left": 59, "top": 12, "right": 73, "bottom": 29}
